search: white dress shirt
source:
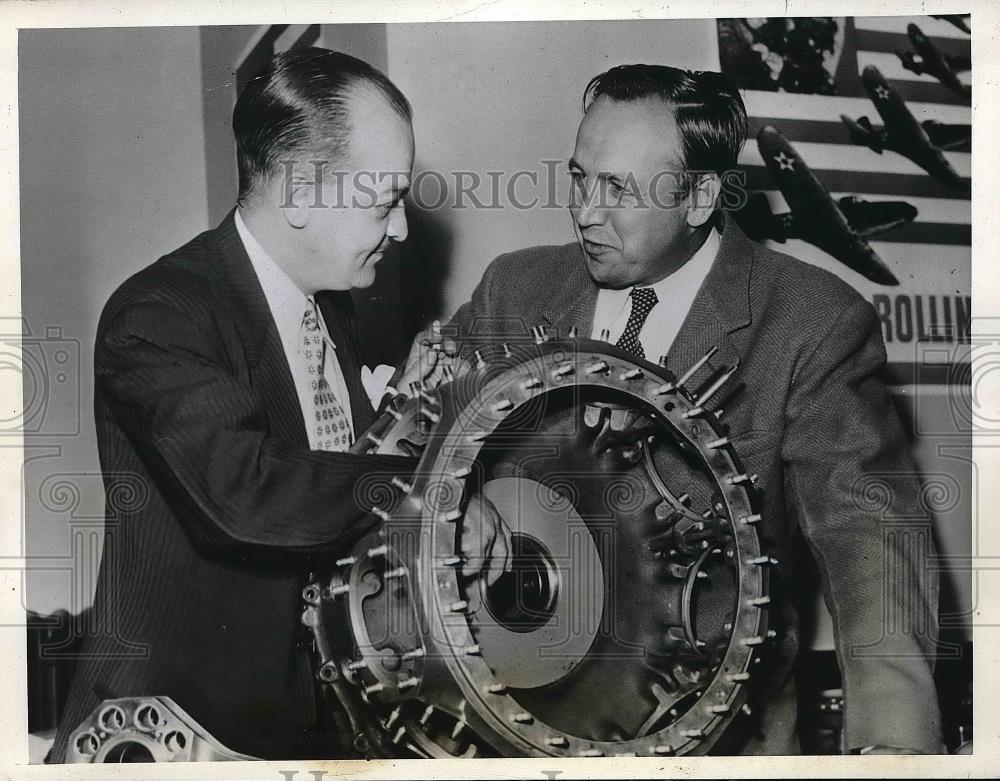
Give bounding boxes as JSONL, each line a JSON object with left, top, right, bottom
{"left": 234, "top": 209, "right": 355, "bottom": 448}
{"left": 590, "top": 227, "right": 721, "bottom": 361}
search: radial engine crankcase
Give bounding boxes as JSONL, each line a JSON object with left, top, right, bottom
{"left": 301, "top": 333, "right": 772, "bottom": 758}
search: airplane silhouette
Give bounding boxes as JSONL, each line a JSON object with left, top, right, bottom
{"left": 931, "top": 14, "right": 971, "bottom": 35}
{"left": 896, "top": 23, "right": 971, "bottom": 101}
{"left": 736, "top": 125, "right": 914, "bottom": 286}
{"left": 840, "top": 66, "right": 970, "bottom": 192}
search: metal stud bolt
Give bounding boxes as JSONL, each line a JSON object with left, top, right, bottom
{"left": 388, "top": 475, "right": 412, "bottom": 493}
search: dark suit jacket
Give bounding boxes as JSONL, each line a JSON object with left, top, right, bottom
{"left": 448, "top": 216, "right": 942, "bottom": 754}
{"left": 50, "top": 212, "right": 415, "bottom": 761}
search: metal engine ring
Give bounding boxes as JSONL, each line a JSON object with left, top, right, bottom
{"left": 303, "top": 335, "right": 771, "bottom": 758}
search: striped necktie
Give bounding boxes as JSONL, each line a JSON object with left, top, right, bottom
{"left": 302, "top": 297, "right": 352, "bottom": 451}
{"left": 615, "top": 287, "right": 659, "bottom": 359}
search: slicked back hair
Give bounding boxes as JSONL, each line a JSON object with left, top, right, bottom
{"left": 233, "top": 47, "right": 412, "bottom": 202}
{"left": 583, "top": 64, "right": 748, "bottom": 187}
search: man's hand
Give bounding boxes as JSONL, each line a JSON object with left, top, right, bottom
{"left": 392, "top": 320, "right": 456, "bottom": 394}
{"left": 459, "top": 492, "right": 512, "bottom": 586}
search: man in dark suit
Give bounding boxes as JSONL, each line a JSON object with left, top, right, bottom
{"left": 448, "top": 65, "right": 942, "bottom": 754}
{"left": 50, "top": 48, "right": 480, "bottom": 762}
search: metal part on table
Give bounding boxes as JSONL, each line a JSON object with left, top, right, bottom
{"left": 306, "top": 334, "right": 772, "bottom": 758}
{"left": 65, "top": 696, "right": 256, "bottom": 763}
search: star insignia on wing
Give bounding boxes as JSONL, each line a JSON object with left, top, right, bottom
{"left": 874, "top": 85, "right": 891, "bottom": 100}
{"left": 774, "top": 151, "right": 795, "bottom": 171}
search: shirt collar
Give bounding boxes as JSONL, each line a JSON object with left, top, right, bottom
{"left": 235, "top": 209, "right": 336, "bottom": 351}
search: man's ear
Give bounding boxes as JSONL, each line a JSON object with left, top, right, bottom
{"left": 685, "top": 173, "right": 722, "bottom": 228}
{"left": 276, "top": 165, "right": 314, "bottom": 230}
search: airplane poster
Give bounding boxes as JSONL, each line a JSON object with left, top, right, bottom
{"left": 718, "top": 16, "right": 971, "bottom": 381}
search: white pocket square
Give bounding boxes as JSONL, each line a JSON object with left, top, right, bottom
{"left": 361, "top": 364, "right": 397, "bottom": 408}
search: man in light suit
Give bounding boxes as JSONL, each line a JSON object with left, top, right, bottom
{"left": 448, "top": 64, "right": 942, "bottom": 754}
{"left": 51, "top": 48, "right": 499, "bottom": 762}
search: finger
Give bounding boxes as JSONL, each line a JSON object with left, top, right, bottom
{"left": 490, "top": 518, "right": 512, "bottom": 582}
{"left": 459, "top": 504, "right": 486, "bottom": 580}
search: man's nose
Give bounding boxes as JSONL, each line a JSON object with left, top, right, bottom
{"left": 387, "top": 203, "right": 408, "bottom": 243}
{"left": 573, "top": 187, "right": 604, "bottom": 229}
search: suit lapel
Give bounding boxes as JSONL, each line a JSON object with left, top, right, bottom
{"left": 210, "top": 211, "right": 309, "bottom": 446}
{"left": 541, "top": 243, "right": 600, "bottom": 336}
{"left": 666, "top": 216, "right": 754, "bottom": 393}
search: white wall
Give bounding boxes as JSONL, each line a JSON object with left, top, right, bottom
{"left": 384, "top": 19, "right": 720, "bottom": 319}
{"left": 20, "top": 27, "right": 210, "bottom": 614}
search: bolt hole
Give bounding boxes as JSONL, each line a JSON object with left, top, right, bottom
{"left": 74, "top": 731, "right": 100, "bottom": 756}
{"left": 164, "top": 730, "right": 186, "bottom": 753}
{"left": 134, "top": 704, "right": 161, "bottom": 732}
{"left": 98, "top": 705, "right": 126, "bottom": 733}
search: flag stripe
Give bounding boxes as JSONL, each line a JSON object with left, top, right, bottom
{"left": 749, "top": 118, "right": 854, "bottom": 146}
{"left": 854, "top": 28, "right": 971, "bottom": 59}
{"left": 742, "top": 90, "right": 971, "bottom": 125}
{"left": 742, "top": 167, "right": 970, "bottom": 200}
{"left": 854, "top": 16, "right": 970, "bottom": 41}
{"left": 856, "top": 50, "right": 972, "bottom": 87}
{"left": 756, "top": 190, "right": 971, "bottom": 224}
{"left": 740, "top": 141, "right": 970, "bottom": 178}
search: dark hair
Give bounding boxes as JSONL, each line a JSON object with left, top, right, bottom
{"left": 233, "top": 47, "right": 412, "bottom": 201}
{"left": 583, "top": 64, "right": 748, "bottom": 180}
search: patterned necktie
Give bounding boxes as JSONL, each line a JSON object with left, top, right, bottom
{"left": 302, "top": 297, "right": 352, "bottom": 451}
{"left": 615, "top": 287, "right": 659, "bottom": 359}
